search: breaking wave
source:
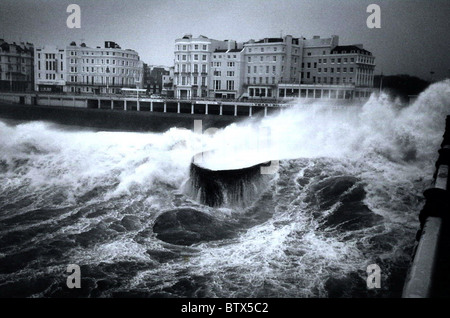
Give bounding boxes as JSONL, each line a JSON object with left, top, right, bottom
{"left": 0, "top": 79, "right": 449, "bottom": 298}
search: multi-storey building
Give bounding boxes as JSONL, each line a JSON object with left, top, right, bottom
{"left": 280, "top": 36, "right": 376, "bottom": 100}
{"left": 34, "top": 45, "right": 66, "bottom": 92}
{"left": 0, "top": 39, "right": 34, "bottom": 92}
{"left": 143, "top": 64, "right": 170, "bottom": 96}
{"left": 173, "top": 34, "right": 232, "bottom": 99}
{"left": 35, "top": 41, "right": 143, "bottom": 94}
{"left": 243, "top": 35, "right": 305, "bottom": 99}
{"left": 174, "top": 34, "right": 376, "bottom": 101}
{"left": 65, "top": 41, "right": 143, "bottom": 94}
{"left": 161, "top": 67, "right": 174, "bottom": 97}
{"left": 210, "top": 42, "right": 245, "bottom": 99}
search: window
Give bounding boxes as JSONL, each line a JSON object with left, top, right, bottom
{"left": 260, "top": 56, "right": 263, "bottom": 61}
{"left": 248, "top": 66, "right": 251, "bottom": 74}
{"left": 318, "top": 68, "right": 322, "bottom": 73}
{"left": 202, "top": 55, "right": 207, "bottom": 61}
{"left": 202, "top": 64, "right": 206, "bottom": 73}
{"left": 331, "top": 58, "right": 335, "bottom": 63}
{"left": 226, "top": 80, "right": 234, "bottom": 91}
{"left": 314, "top": 62, "right": 317, "bottom": 68}
{"left": 338, "top": 58, "right": 341, "bottom": 63}
{"left": 182, "top": 55, "right": 187, "bottom": 61}
{"left": 248, "top": 57, "right": 251, "bottom": 62}
{"left": 350, "top": 67, "right": 354, "bottom": 72}
{"left": 273, "top": 56, "right": 277, "bottom": 62}
{"left": 307, "top": 72, "right": 310, "bottom": 79}
{"left": 227, "top": 71, "right": 235, "bottom": 77}
{"left": 194, "top": 54, "right": 198, "bottom": 61}
{"left": 249, "top": 48, "right": 252, "bottom": 53}
{"left": 323, "top": 59, "right": 327, "bottom": 63}
{"left": 307, "top": 52, "right": 311, "bottom": 56}
{"left": 214, "top": 80, "right": 221, "bottom": 90}
{"left": 274, "top": 47, "right": 277, "bottom": 52}
{"left": 254, "top": 66, "right": 257, "bottom": 73}
{"left": 194, "top": 45, "right": 198, "bottom": 50}
{"left": 307, "top": 63, "right": 311, "bottom": 68}
{"left": 266, "top": 66, "right": 269, "bottom": 73}
{"left": 202, "top": 45, "right": 207, "bottom": 50}
{"left": 272, "top": 66, "right": 276, "bottom": 73}
{"left": 227, "top": 62, "right": 235, "bottom": 67}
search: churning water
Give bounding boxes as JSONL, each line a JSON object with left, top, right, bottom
{"left": 0, "top": 80, "right": 449, "bottom": 298}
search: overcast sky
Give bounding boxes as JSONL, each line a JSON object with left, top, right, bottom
{"left": 1, "top": 0, "right": 449, "bottom": 81}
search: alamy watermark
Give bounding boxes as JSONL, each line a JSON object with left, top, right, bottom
{"left": 66, "top": 264, "right": 81, "bottom": 288}
{"left": 366, "top": 4, "right": 381, "bottom": 29}
{"left": 66, "top": 4, "right": 81, "bottom": 29}
{"left": 366, "top": 264, "right": 381, "bottom": 289}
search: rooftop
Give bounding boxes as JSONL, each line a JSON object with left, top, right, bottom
{"left": 331, "top": 45, "right": 372, "bottom": 56}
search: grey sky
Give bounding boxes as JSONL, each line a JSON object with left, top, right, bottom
{"left": 1, "top": 0, "right": 449, "bottom": 80}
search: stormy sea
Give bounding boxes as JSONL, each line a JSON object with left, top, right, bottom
{"left": 0, "top": 80, "right": 449, "bottom": 298}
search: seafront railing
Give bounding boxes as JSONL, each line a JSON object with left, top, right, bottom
{"left": 402, "top": 115, "right": 450, "bottom": 298}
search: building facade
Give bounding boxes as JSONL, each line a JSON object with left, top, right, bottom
{"left": 210, "top": 43, "right": 245, "bottom": 99}
{"left": 173, "top": 34, "right": 233, "bottom": 99}
{"left": 0, "top": 40, "right": 34, "bottom": 92}
{"left": 243, "top": 35, "right": 305, "bottom": 99}
{"left": 173, "top": 34, "right": 376, "bottom": 101}
{"left": 161, "top": 67, "right": 174, "bottom": 97}
{"left": 34, "top": 45, "right": 66, "bottom": 92}
{"left": 35, "top": 41, "right": 143, "bottom": 94}
{"left": 143, "top": 64, "right": 170, "bottom": 96}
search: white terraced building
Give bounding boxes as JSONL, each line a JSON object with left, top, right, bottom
{"left": 173, "top": 34, "right": 376, "bottom": 101}
{"left": 35, "top": 41, "right": 143, "bottom": 94}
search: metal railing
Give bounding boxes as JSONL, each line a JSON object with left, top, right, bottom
{"left": 402, "top": 115, "right": 450, "bottom": 298}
